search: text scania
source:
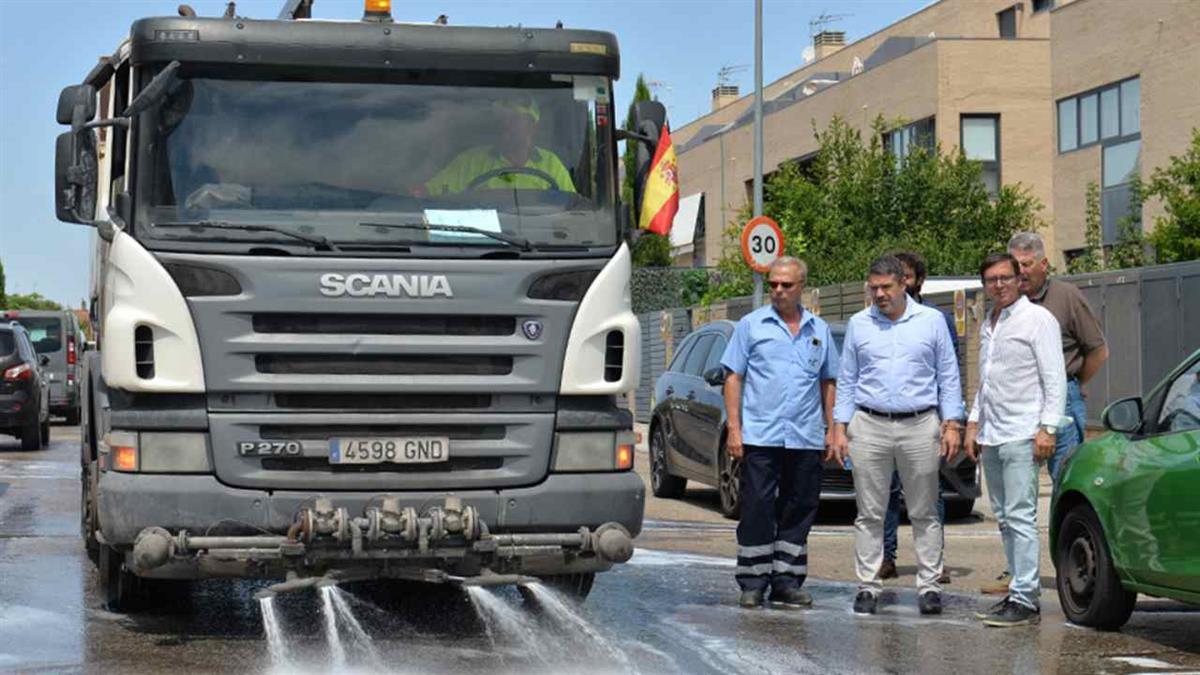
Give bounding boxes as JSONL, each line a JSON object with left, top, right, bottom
{"left": 319, "top": 273, "right": 454, "bottom": 298}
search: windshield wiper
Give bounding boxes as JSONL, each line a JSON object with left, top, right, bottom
{"left": 359, "top": 222, "right": 536, "bottom": 252}
{"left": 154, "top": 220, "right": 340, "bottom": 251}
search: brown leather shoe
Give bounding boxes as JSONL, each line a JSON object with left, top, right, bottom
{"left": 879, "top": 559, "right": 898, "bottom": 580}
{"left": 939, "top": 569, "right": 952, "bottom": 584}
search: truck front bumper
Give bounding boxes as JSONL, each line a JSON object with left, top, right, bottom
{"left": 96, "top": 470, "right": 645, "bottom": 581}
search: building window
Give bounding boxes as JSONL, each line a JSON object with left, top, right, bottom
{"left": 961, "top": 114, "right": 1000, "bottom": 197}
{"left": 883, "top": 117, "right": 935, "bottom": 166}
{"left": 1032, "top": 0, "right": 1054, "bottom": 13}
{"left": 1057, "top": 76, "right": 1139, "bottom": 154}
{"left": 1101, "top": 138, "right": 1141, "bottom": 243}
{"left": 997, "top": 7, "right": 1017, "bottom": 39}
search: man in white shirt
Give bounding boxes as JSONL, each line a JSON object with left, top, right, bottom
{"left": 965, "top": 252, "right": 1065, "bottom": 628}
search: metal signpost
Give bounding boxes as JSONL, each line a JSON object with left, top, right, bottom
{"left": 751, "top": 0, "right": 765, "bottom": 307}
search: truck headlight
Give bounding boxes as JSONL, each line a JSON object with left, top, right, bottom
{"left": 552, "top": 430, "right": 635, "bottom": 472}
{"left": 101, "top": 431, "right": 211, "bottom": 473}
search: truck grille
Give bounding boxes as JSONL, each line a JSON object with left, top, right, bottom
{"left": 260, "top": 424, "right": 505, "bottom": 440}
{"left": 253, "top": 313, "right": 515, "bottom": 336}
{"left": 255, "top": 354, "right": 513, "bottom": 376}
{"left": 273, "top": 393, "right": 492, "bottom": 410}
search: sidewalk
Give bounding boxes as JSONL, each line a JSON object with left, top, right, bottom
{"left": 633, "top": 422, "right": 1060, "bottom": 594}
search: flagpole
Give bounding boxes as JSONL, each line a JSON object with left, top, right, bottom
{"left": 752, "top": 0, "right": 764, "bottom": 309}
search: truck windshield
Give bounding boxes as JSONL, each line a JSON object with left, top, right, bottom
{"left": 137, "top": 74, "right": 618, "bottom": 252}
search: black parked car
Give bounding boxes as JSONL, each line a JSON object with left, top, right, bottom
{"left": 649, "top": 319, "right": 979, "bottom": 520}
{"left": 0, "top": 321, "right": 51, "bottom": 450}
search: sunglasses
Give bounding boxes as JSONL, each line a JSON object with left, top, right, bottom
{"left": 768, "top": 281, "right": 799, "bottom": 290}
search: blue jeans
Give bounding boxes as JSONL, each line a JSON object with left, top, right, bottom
{"left": 981, "top": 440, "right": 1041, "bottom": 610}
{"left": 1047, "top": 379, "right": 1087, "bottom": 480}
{"left": 883, "top": 471, "right": 945, "bottom": 562}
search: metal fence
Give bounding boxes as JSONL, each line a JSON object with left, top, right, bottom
{"left": 627, "top": 259, "right": 1200, "bottom": 428}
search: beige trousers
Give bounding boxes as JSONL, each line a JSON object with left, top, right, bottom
{"left": 847, "top": 409, "right": 943, "bottom": 596}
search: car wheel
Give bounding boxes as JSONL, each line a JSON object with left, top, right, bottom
{"left": 944, "top": 499, "right": 975, "bottom": 521}
{"left": 1056, "top": 503, "right": 1136, "bottom": 630}
{"left": 718, "top": 451, "right": 741, "bottom": 520}
{"left": 40, "top": 419, "right": 50, "bottom": 446}
{"left": 65, "top": 408, "right": 81, "bottom": 426}
{"left": 649, "top": 426, "right": 686, "bottom": 498}
{"left": 20, "top": 418, "right": 42, "bottom": 451}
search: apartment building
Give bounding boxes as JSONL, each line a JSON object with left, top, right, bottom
{"left": 672, "top": 0, "right": 1200, "bottom": 269}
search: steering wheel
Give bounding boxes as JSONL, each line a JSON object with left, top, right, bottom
{"left": 466, "top": 166, "right": 559, "bottom": 192}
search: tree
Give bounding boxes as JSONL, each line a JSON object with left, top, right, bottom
{"left": 1144, "top": 127, "right": 1200, "bottom": 263}
{"left": 622, "top": 74, "right": 672, "bottom": 267}
{"left": 3, "top": 293, "right": 64, "bottom": 311}
{"left": 1067, "top": 181, "right": 1104, "bottom": 274}
{"left": 709, "top": 115, "right": 1043, "bottom": 292}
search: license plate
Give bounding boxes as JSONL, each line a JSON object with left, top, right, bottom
{"left": 329, "top": 437, "right": 450, "bottom": 464}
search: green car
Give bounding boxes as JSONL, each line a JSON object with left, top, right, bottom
{"left": 1051, "top": 348, "right": 1200, "bottom": 630}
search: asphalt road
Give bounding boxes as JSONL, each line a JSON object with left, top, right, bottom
{"left": 2, "top": 426, "right": 1198, "bottom": 674}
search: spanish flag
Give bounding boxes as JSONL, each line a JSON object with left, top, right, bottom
{"left": 638, "top": 124, "right": 679, "bottom": 236}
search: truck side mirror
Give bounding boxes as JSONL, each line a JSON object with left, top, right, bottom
{"left": 1102, "top": 396, "right": 1143, "bottom": 434}
{"left": 57, "top": 84, "right": 97, "bottom": 126}
{"left": 628, "top": 101, "right": 667, "bottom": 227}
{"left": 55, "top": 130, "right": 99, "bottom": 225}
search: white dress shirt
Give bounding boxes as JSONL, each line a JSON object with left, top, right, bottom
{"left": 969, "top": 295, "right": 1066, "bottom": 446}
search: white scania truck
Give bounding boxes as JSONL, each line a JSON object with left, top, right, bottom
{"left": 55, "top": 0, "right": 667, "bottom": 610}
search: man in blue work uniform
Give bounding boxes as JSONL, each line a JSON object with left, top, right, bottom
{"left": 829, "top": 255, "right": 964, "bottom": 616}
{"left": 721, "top": 256, "right": 839, "bottom": 609}
{"left": 879, "top": 250, "right": 960, "bottom": 584}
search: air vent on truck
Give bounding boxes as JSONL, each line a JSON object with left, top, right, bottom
{"left": 134, "top": 325, "right": 155, "bottom": 379}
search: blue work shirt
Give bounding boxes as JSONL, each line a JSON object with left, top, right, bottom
{"left": 919, "top": 296, "right": 959, "bottom": 344}
{"left": 833, "top": 295, "right": 964, "bottom": 424}
{"left": 720, "top": 304, "right": 840, "bottom": 450}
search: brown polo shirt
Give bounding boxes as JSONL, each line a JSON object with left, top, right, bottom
{"left": 1029, "top": 278, "right": 1106, "bottom": 379}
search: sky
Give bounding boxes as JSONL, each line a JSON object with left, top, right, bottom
{"left": 0, "top": 0, "right": 927, "bottom": 307}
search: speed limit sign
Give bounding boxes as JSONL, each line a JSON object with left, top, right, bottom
{"left": 740, "top": 215, "right": 785, "bottom": 273}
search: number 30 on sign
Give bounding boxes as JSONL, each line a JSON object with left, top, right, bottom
{"left": 740, "top": 215, "right": 785, "bottom": 273}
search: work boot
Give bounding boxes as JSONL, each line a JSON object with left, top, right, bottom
{"left": 879, "top": 559, "right": 898, "bottom": 580}
{"left": 853, "top": 591, "right": 878, "bottom": 615}
{"left": 769, "top": 587, "right": 813, "bottom": 609}
{"left": 980, "top": 571, "right": 1011, "bottom": 594}
{"left": 739, "top": 588, "right": 765, "bottom": 609}
{"left": 918, "top": 591, "right": 942, "bottom": 615}
{"left": 982, "top": 599, "right": 1040, "bottom": 627}
{"left": 974, "top": 596, "right": 1009, "bottom": 620}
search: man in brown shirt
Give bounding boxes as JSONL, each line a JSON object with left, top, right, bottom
{"left": 1007, "top": 232, "right": 1108, "bottom": 479}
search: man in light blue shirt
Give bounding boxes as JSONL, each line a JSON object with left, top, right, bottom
{"left": 721, "top": 256, "right": 838, "bottom": 610}
{"left": 829, "top": 255, "right": 963, "bottom": 616}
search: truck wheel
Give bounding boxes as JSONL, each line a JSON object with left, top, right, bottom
{"left": 99, "top": 544, "right": 144, "bottom": 612}
{"left": 944, "top": 499, "right": 975, "bottom": 521}
{"left": 21, "top": 418, "right": 42, "bottom": 451}
{"left": 718, "top": 452, "right": 741, "bottom": 520}
{"left": 82, "top": 465, "right": 100, "bottom": 566}
{"left": 1056, "top": 503, "right": 1136, "bottom": 630}
{"left": 528, "top": 573, "right": 595, "bottom": 603}
{"left": 649, "top": 426, "right": 686, "bottom": 498}
{"left": 65, "top": 408, "right": 81, "bottom": 426}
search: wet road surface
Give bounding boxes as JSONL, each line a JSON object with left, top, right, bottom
{"left": 3, "top": 428, "right": 1199, "bottom": 674}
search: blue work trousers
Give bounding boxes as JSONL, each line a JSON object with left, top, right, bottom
{"left": 1047, "top": 379, "right": 1087, "bottom": 480}
{"left": 735, "top": 446, "right": 823, "bottom": 593}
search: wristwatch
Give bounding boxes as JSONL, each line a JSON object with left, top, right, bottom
{"left": 1040, "top": 424, "right": 1058, "bottom": 435}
